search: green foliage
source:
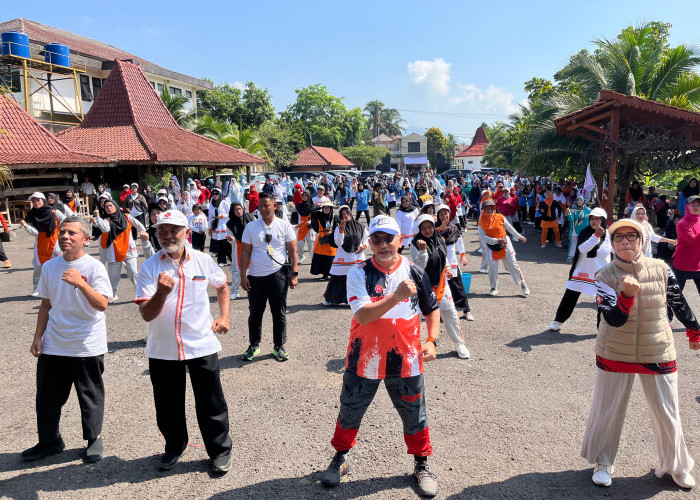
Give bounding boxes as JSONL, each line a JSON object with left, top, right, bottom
{"left": 197, "top": 81, "right": 274, "bottom": 128}
{"left": 339, "top": 145, "right": 388, "bottom": 170}
{"left": 424, "top": 127, "right": 447, "bottom": 169}
{"left": 160, "top": 86, "right": 191, "bottom": 126}
{"left": 284, "top": 84, "right": 366, "bottom": 149}
{"left": 444, "top": 133, "right": 460, "bottom": 167}
{"left": 363, "top": 100, "right": 405, "bottom": 138}
{"left": 141, "top": 171, "right": 172, "bottom": 191}
{"left": 258, "top": 121, "right": 304, "bottom": 170}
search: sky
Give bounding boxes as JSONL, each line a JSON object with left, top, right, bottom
{"left": 6, "top": 1, "right": 700, "bottom": 144}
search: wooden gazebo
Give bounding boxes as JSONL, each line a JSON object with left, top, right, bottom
{"left": 554, "top": 90, "right": 700, "bottom": 219}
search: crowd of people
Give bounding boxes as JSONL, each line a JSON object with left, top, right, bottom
{"left": 7, "top": 168, "right": 700, "bottom": 496}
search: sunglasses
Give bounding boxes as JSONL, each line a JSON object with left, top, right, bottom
{"left": 612, "top": 232, "right": 640, "bottom": 242}
{"left": 370, "top": 233, "right": 396, "bottom": 245}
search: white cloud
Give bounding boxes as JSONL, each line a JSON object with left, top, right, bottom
{"left": 407, "top": 58, "right": 452, "bottom": 96}
{"left": 450, "top": 83, "right": 520, "bottom": 115}
{"left": 232, "top": 81, "right": 246, "bottom": 90}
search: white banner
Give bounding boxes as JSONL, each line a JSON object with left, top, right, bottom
{"left": 582, "top": 164, "right": 597, "bottom": 203}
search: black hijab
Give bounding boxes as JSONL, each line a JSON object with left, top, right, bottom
{"left": 64, "top": 190, "right": 77, "bottom": 205}
{"left": 209, "top": 190, "right": 223, "bottom": 230}
{"left": 398, "top": 196, "right": 416, "bottom": 213}
{"left": 26, "top": 199, "right": 56, "bottom": 236}
{"left": 295, "top": 194, "right": 313, "bottom": 217}
{"left": 46, "top": 193, "right": 67, "bottom": 215}
{"left": 438, "top": 221, "right": 461, "bottom": 245}
{"left": 682, "top": 178, "right": 699, "bottom": 198}
{"left": 104, "top": 200, "right": 128, "bottom": 247}
{"left": 146, "top": 203, "right": 162, "bottom": 250}
{"left": 226, "top": 202, "right": 254, "bottom": 242}
{"left": 411, "top": 220, "right": 447, "bottom": 287}
{"left": 568, "top": 217, "right": 607, "bottom": 280}
{"left": 628, "top": 182, "right": 643, "bottom": 201}
{"left": 333, "top": 208, "right": 364, "bottom": 253}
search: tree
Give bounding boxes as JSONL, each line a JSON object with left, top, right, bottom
{"left": 285, "top": 84, "right": 366, "bottom": 149}
{"left": 241, "top": 82, "right": 275, "bottom": 129}
{"left": 339, "top": 145, "right": 388, "bottom": 170}
{"left": 197, "top": 81, "right": 275, "bottom": 129}
{"left": 219, "top": 125, "right": 267, "bottom": 157}
{"left": 425, "top": 127, "right": 447, "bottom": 170}
{"left": 160, "top": 86, "right": 191, "bottom": 126}
{"left": 258, "top": 121, "right": 304, "bottom": 170}
{"left": 363, "top": 100, "right": 405, "bottom": 138}
{"left": 444, "top": 133, "right": 460, "bottom": 167}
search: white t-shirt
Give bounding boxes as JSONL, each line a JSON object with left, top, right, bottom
{"left": 189, "top": 213, "right": 208, "bottom": 233}
{"left": 37, "top": 254, "right": 113, "bottom": 357}
{"left": 242, "top": 217, "right": 297, "bottom": 277}
{"left": 312, "top": 195, "right": 331, "bottom": 206}
{"left": 135, "top": 247, "right": 227, "bottom": 361}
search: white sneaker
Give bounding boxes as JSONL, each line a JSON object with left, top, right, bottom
{"left": 672, "top": 472, "right": 696, "bottom": 489}
{"left": 477, "top": 248, "right": 483, "bottom": 254}
{"left": 30, "top": 291, "right": 40, "bottom": 297}
{"left": 110, "top": 296, "right": 119, "bottom": 303}
{"left": 299, "top": 255, "right": 306, "bottom": 264}
{"left": 549, "top": 321, "right": 561, "bottom": 331}
{"left": 479, "top": 268, "right": 487, "bottom": 274}
{"left": 592, "top": 464, "right": 613, "bottom": 487}
{"left": 488, "top": 289, "right": 498, "bottom": 296}
{"left": 455, "top": 343, "right": 470, "bottom": 359}
{"left": 322, "top": 300, "right": 331, "bottom": 306}
{"left": 521, "top": 284, "right": 530, "bottom": 296}
{"left": 540, "top": 244, "right": 547, "bottom": 248}
{"left": 464, "top": 311, "right": 475, "bottom": 321}
{"left": 230, "top": 292, "right": 238, "bottom": 300}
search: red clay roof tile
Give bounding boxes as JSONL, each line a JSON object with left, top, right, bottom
{"left": 292, "top": 146, "right": 354, "bottom": 167}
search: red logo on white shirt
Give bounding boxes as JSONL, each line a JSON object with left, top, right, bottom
{"left": 375, "top": 285, "right": 383, "bottom": 294}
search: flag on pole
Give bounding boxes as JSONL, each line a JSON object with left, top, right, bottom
{"left": 582, "top": 164, "right": 597, "bottom": 203}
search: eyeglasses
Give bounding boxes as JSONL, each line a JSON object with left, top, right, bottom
{"left": 370, "top": 233, "right": 396, "bottom": 245}
{"left": 612, "top": 232, "right": 640, "bottom": 242}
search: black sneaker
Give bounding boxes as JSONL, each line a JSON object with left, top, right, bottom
{"left": 414, "top": 460, "right": 438, "bottom": 497}
{"left": 272, "top": 345, "right": 289, "bottom": 362}
{"left": 321, "top": 452, "right": 350, "bottom": 487}
{"left": 84, "top": 437, "right": 104, "bottom": 463}
{"left": 212, "top": 454, "right": 231, "bottom": 474}
{"left": 241, "top": 345, "right": 260, "bottom": 361}
{"left": 21, "top": 438, "right": 65, "bottom": 462}
{"left": 158, "top": 446, "right": 188, "bottom": 471}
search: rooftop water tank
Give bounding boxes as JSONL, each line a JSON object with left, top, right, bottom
{"left": 44, "top": 43, "right": 71, "bottom": 67}
{"left": 1, "top": 31, "right": 30, "bottom": 59}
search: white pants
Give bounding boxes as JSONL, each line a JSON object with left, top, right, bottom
{"left": 581, "top": 369, "right": 693, "bottom": 477}
{"left": 568, "top": 233, "right": 578, "bottom": 260}
{"left": 297, "top": 232, "right": 315, "bottom": 260}
{"left": 439, "top": 293, "right": 465, "bottom": 348}
{"left": 230, "top": 270, "right": 241, "bottom": 297}
{"left": 32, "top": 265, "right": 42, "bottom": 292}
{"left": 487, "top": 252, "right": 524, "bottom": 290}
{"left": 107, "top": 258, "right": 138, "bottom": 296}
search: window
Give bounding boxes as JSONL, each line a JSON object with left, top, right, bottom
{"left": 150, "top": 81, "right": 156, "bottom": 88}
{"left": 468, "top": 161, "right": 473, "bottom": 164}
{"left": 407, "top": 141, "right": 421, "bottom": 153}
{"left": 185, "top": 90, "right": 192, "bottom": 100}
{"left": 92, "top": 77, "right": 102, "bottom": 99}
{"left": 169, "top": 87, "right": 182, "bottom": 96}
{"left": 10, "top": 71, "right": 21, "bottom": 92}
{"left": 79, "top": 75, "right": 93, "bottom": 101}
{"left": 157, "top": 83, "right": 164, "bottom": 95}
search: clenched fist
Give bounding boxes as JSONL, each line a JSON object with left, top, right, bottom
{"left": 416, "top": 240, "right": 427, "bottom": 251}
{"left": 62, "top": 268, "right": 84, "bottom": 288}
{"left": 156, "top": 272, "right": 175, "bottom": 294}
{"left": 621, "top": 275, "right": 640, "bottom": 298}
{"left": 394, "top": 279, "right": 417, "bottom": 301}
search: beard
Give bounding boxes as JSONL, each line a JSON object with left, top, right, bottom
{"left": 160, "top": 238, "right": 185, "bottom": 255}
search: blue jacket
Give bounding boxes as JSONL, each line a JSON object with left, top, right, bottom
{"left": 356, "top": 190, "right": 370, "bottom": 211}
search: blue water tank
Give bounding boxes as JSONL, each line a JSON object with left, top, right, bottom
{"left": 1, "top": 31, "right": 30, "bottom": 58}
{"left": 44, "top": 43, "right": 71, "bottom": 67}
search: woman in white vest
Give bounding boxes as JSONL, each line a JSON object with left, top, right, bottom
{"left": 208, "top": 187, "right": 231, "bottom": 266}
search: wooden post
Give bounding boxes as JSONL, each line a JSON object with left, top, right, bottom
{"left": 246, "top": 165, "right": 251, "bottom": 185}
{"left": 197, "top": 166, "right": 202, "bottom": 180}
{"left": 213, "top": 166, "right": 217, "bottom": 187}
{"left": 606, "top": 108, "right": 620, "bottom": 221}
{"left": 180, "top": 165, "right": 185, "bottom": 193}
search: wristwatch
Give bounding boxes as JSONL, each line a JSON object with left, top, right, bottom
{"left": 426, "top": 337, "right": 439, "bottom": 347}
{"left": 292, "top": 271, "right": 299, "bottom": 277}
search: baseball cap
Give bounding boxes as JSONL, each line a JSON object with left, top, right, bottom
{"left": 588, "top": 207, "right": 607, "bottom": 218}
{"left": 122, "top": 184, "right": 130, "bottom": 189}
{"left": 27, "top": 192, "right": 46, "bottom": 201}
{"left": 436, "top": 204, "right": 450, "bottom": 214}
{"left": 415, "top": 214, "right": 436, "bottom": 229}
{"left": 688, "top": 195, "right": 700, "bottom": 204}
{"left": 368, "top": 215, "right": 400, "bottom": 235}
{"left": 154, "top": 209, "right": 189, "bottom": 228}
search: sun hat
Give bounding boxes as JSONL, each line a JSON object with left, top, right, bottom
{"left": 608, "top": 218, "right": 644, "bottom": 238}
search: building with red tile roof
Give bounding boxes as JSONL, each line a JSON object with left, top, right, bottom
{"left": 290, "top": 146, "right": 354, "bottom": 171}
{"left": 455, "top": 126, "right": 489, "bottom": 171}
{"left": 57, "top": 60, "right": 264, "bottom": 167}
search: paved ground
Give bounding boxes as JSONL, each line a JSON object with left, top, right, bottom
{"left": 1, "top": 218, "right": 700, "bottom": 500}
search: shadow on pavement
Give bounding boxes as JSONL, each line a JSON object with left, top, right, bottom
{"left": 0, "top": 295, "right": 40, "bottom": 304}
{"left": 446, "top": 469, "right": 683, "bottom": 499}
{"left": 107, "top": 339, "right": 147, "bottom": 353}
{"left": 326, "top": 358, "right": 345, "bottom": 373}
{"left": 0, "top": 453, "right": 203, "bottom": 499}
{"left": 208, "top": 472, "right": 420, "bottom": 500}
{"left": 219, "top": 352, "right": 276, "bottom": 370}
{"left": 507, "top": 330, "right": 596, "bottom": 353}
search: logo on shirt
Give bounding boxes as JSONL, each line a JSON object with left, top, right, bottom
{"left": 375, "top": 285, "right": 383, "bottom": 294}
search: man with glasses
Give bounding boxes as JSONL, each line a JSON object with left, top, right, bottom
{"left": 321, "top": 215, "right": 441, "bottom": 497}
{"left": 239, "top": 192, "right": 298, "bottom": 362}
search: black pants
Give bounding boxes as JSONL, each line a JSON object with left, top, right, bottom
{"left": 355, "top": 210, "right": 370, "bottom": 225}
{"left": 0, "top": 237, "right": 7, "bottom": 262}
{"left": 191, "top": 232, "right": 206, "bottom": 251}
{"left": 248, "top": 269, "right": 289, "bottom": 347}
{"left": 348, "top": 198, "right": 355, "bottom": 210}
{"left": 554, "top": 288, "right": 581, "bottom": 323}
{"left": 216, "top": 239, "right": 232, "bottom": 265}
{"left": 149, "top": 354, "right": 231, "bottom": 458}
{"left": 534, "top": 216, "right": 541, "bottom": 230}
{"left": 672, "top": 267, "right": 700, "bottom": 296}
{"left": 36, "top": 354, "right": 104, "bottom": 444}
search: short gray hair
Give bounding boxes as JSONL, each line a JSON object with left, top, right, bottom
{"left": 60, "top": 216, "right": 92, "bottom": 237}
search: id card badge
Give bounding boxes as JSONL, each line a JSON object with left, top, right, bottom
{"left": 267, "top": 245, "right": 275, "bottom": 256}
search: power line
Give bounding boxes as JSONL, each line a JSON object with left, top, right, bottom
{"left": 397, "top": 108, "right": 509, "bottom": 119}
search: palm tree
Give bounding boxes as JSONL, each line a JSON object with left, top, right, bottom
{"left": 363, "top": 100, "right": 405, "bottom": 138}
{"left": 160, "top": 86, "right": 192, "bottom": 126}
{"left": 219, "top": 125, "right": 267, "bottom": 157}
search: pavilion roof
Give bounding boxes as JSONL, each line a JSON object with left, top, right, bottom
{"left": 456, "top": 126, "right": 489, "bottom": 157}
{"left": 57, "top": 60, "right": 264, "bottom": 165}
{"left": 292, "top": 146, "right": 354, "bottom": 167}
{"left": 0, "top": 95, "right": 110, "bottom": 168}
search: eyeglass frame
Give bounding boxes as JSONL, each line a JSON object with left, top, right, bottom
{"left": 369, "top": 233, "right": 396, "bottom": 245}
{"left": 611, "top": 232, "right": 640, "bottom": 242}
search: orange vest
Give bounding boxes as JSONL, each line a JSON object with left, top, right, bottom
{"left": 36, "top": 214, "right": 60, "bottom": 265}
{"left": 297, "top": 214, "right": 312, "bottom": 241}
{"left": 67, "top": 199, "right": 77, "bottom": 212}
{"left": 100, "top": 219, "right": 131, "bottom": 262}
{"left": 313, "top": 222, "right": 337, "bottom": 257}
{"left": 479, "top": 213, "right": 507, "bottom": 260}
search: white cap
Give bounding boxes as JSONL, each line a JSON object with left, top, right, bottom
{"left": 154, "top": 209, "right": 189, "bottom": 228}
{"left": 98, "top": 193, "right": 112, "bottom": 201}
{"left": 28, "top": 192, "right": 46, "bottom": 201}
{"left": 588, "top": 207, "right": 607, "bottom": 218}
{"left": 368, "top": 215, "right": 400, "bottom": 235}
{"left": 158, "top": 189, "right": 167, "bottom": 195}
{"left": 415, "top": 214, "right": 436, "bottom": 229}
{"left": 157, "top": 196, "right": 169, "bottom": 203}
{"left": 130, "top": 182, "right": 139, "bottom": 188}
{"left": 436, "top": 204, "right": 450, "bottom": 214}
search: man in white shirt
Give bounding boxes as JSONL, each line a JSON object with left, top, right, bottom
{"left": 135, "top": 209, "right": 232, "bottom": 474}
{"left": 312, "top": 185, "right": 331, "bottom": 206}
{"left": 80, "top": 176, "right": 97, "bottom": 213}
{"left": 240, "top": 192, "right": 298, "bottom": 362}
{"left": 22, "top": 216, "right": 112, "bottom": 464}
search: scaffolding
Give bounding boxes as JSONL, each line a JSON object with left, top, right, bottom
{"left": 0, "top": 39, "right": 88, "bottom": 133}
